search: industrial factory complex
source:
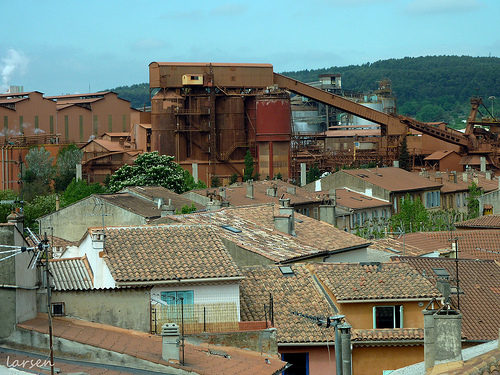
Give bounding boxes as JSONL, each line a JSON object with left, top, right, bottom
{"left": 1, "top": 61, "right": 499, "bottom": 188}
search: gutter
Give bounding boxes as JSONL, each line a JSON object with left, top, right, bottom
{"left": 338, "top": 297, "right": 441, "bottom": 304}
{"left": 0, "top": 284, "right": 38, "bottom": 290}
{"left": 281, "top": 243, "right": 372, "bottom": 264}
{"left": 115, "top": 276, "right": 245, "bottom": 287}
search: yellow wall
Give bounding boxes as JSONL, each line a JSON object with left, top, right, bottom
{"left": 338, "top": 300, "right": 426, "bottom": 329}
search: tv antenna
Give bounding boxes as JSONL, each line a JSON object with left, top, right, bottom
{"left": 0, "top": 227, "right": 55, "bottom": 375}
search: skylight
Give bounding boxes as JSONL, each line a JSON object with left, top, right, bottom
{"left": 432, "top": 268, "right": 450, "bottom": 279}
{"left": 221, "top": 225, "right": 242, "bottom": 233}
{"left": 279, "top": 266, "right": 294, "bottom": 276}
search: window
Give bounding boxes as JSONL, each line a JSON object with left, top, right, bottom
{"left": 161, "top": 290, "right": 194, "bottom": 305}
{"left": 456, "top": 193, "right": 461, "bottom": 207}
{"left": 161, "top": 291, "right": 194, "bottom": 321}
{"left": 382, "top": 209, "right": 387, "bottom": 218}
{"left": 463, "top": 193, "right": 467, "bottom": 207}
{"left": 372, "top": 210, "right": 378, "bottom": 219}
{"left": 313, "top": 207, "right": 318, "bottom": 220}
{"left": 282, "top": 352, "right": 308, "bottom": 375}
{"left": 51, "top": 302, "right": 65, "bottom": 317}
{"left": 373, "top": 305, "right": 403, "bottom": 328}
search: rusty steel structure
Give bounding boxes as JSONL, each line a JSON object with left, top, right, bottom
{"left": 149, "top": 62, "right": 500, "bottom": 184}
{"left": 149, "top": 62, "right": 291, "bottom": 184}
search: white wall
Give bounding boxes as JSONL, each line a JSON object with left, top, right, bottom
{"left": 151, "top": 283, "right": 241, "bottom": 319}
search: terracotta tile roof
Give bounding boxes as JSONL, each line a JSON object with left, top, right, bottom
{"left": 158, "top": 204, "right": 370, "bottom": 263}
{"left": 239, "top": 264, "right": 336, "bottom": 343}
{"left": 188, "top": 180, "right": 325, "bottom": 207}
{"left": 417, "top": 170, "right": 498, "bottom": 194}
{"left": 239, "top": 264, "right": 425, "bottom": 345}
{"left": 403, "top": 231, "right": 500, "bottom": 261}
{"left": 49, "top": 235, "right": 77, "bottom": 249}
{"left": 17, "top": 314, "right": 287, "bottom": 375}
{"left": 102, "top": 224, "right": 242, "bottom": 284}
{"left": 369, "top": 237, "right": 436, "bottom": 257}
{"left": 122, "top": 185, "right": 204, "bottom": 212}
{"left": 335, "top": 188, "right": 392, "bottom": 210}
{"left": 342, "top": 167, "right": 442, "bottom": 193}
{"left": 396, "top": 256, "right": 500, "bottom": 341}
{"left": 455, "top": 215, "right": 500, "bottom": 229}
{"left": 312, "top": 262, "right": 441, "bottom": 302}
{"left": 49, "top": 255, "right": 94, "bottom": 290}
{"left": 442, "top": 348, "right": 500, "bottom": 375}
{"left": 395, "top": 232, "right": 452, "bottom": 254}
{"left": 352, "top": 328, "right": 424, "bottom": 342}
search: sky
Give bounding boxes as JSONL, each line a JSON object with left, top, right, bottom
{"left": 1, "top": 0, "right": 499, "bottom": 96}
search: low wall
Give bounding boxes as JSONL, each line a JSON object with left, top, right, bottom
{"left": 189, "top": 328, "right": 278, "bottom": 355}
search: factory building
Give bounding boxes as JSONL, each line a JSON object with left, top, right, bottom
{"left": 149, "top": 62, "right": 291, "bottom": 185}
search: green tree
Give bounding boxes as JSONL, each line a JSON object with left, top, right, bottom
{"left": 0, "top": 190, "right": 19, "bottom": 223}
{"left": 23, "top": 194, "right": 57, "bottom": 231}
{"left": 390, "top": 194, "right": 430, "bottom": 233}
{"left": 60, "top": 179, "right": 106, "bottom": 208}
{"left": 466, "top": 181, "right": 481, "bottom": 219}
{"left": 54, "top": 144, "right": 84, "bottom": 192}
{"left": 183, "top": 169, "right": 207, "bottom": 191}
{"left": 243, "top": 150, "right": 255, "bottom": 182}
{"left": 108, "top": 152, "right": 187, "bottom": 194}
{"left": 398, "top": 136, "right": 411, "bottom": 171}
{"left": 306, "top": 163, "right": 321, "bottom": 184}
{"left": 230, "top": 173, "right": 238, "bottom": 184}
{"left": 211, "top": 175, "right": 221, "bottom": 188}
{"left": 21, "top": 147, "right": 54, "bottom": 201}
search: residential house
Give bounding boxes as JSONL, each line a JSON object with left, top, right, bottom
{"left": 52, "top": 224, "right": 243, "bottom": 333}
{"left": 240, "top": 264, "right": 337, "bottom": 375}
{"left": 305, "top": 167, "right": 443, "bottom": 214}
{"left": 0, "top": 211, "right": 37, "bottom": 339}
{"left": 311, "top": 262, "right": 442, "bottom": 374}
{"left": 334, "top": 187, "right": 392, "bottom": 235}
{"left": 240, "top": 262, "right": 443, "bottom": 375}
{"left": 417, "top": 169, "right": 498, "bottom": 220}
{"left": 155, "top": 202, "right": 376, "bottom": 266}
{"left": 183, "top": 179, "right": 330, "bottom": 221}
{"left": 455, "top": 214, "right": 500, "bottom": 230}
{"left": 37, "top": 186, "right": 204, "bottom": 241}
{"left": 478, "top": 178, "right": 500, "bottom": 215}
{"left": 397, "top": 256, "right": 500, "bottom": 342}
{"left": 394, "top": 231, "right": 500, "bottom": 261}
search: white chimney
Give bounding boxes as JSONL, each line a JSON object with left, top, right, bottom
{"left": 161, "top": 199, "right": 176, "bottom": 217}
{"left": 246, "top": 181, "right": 254, "bottom": 199}
{"left": 274, "top": 198, "right": 295, "bottom": 235}
{"left": 300, "top": 163, "right": 306, "bottom": 186}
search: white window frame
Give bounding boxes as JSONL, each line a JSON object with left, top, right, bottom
{"left": 373, "top": 305, "right": 403, "bottom": 329}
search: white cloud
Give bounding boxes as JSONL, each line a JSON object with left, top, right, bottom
{"left": 1, "top": 49, "right": 29, "bottom": 91}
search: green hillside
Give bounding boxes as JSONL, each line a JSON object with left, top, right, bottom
{"left": 109, "top": 56, "right": 500, "bottom": 128}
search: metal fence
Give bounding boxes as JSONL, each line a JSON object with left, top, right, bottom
{"left": 151, "top": 301, "right": 240, "bottom": 335}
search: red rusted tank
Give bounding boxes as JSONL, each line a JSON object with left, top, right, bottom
{"left": 254, "top": 92, "right": 291, "bottom": 180}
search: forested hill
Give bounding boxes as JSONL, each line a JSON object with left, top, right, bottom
{"left": 110, "top": 55, "right": 500, "bottom": 128}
